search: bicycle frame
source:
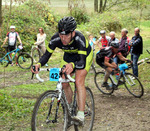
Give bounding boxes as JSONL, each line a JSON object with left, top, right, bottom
{"left": 0, "top": 48, "right": 20, "bottom": 63}
{"left": 44, "top": 72, "right": 77, "bottom": 124}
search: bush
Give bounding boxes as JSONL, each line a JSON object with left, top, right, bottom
{"left": 70, "top": 7, "right": 89, "bottom": 25}
{"left": 78, "top": 10, "right": 138, "bottom": 38}
{"left": 1, "top": 0, "right": 59, "bottom": 52}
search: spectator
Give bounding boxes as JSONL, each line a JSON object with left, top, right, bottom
{"left": 97, "top": 30, "right": 110, "bottom": 49}
{"left": 2, "top": 25, "right": 22, "bottom": 66}
{"left": 34, "top": 27, "right": 48, "bottom": 67}
{"left": 88, "top": 34, "right": 96, "bottom": 64}
{"left": 129, "top": 28, "right": 143, "bottom": 77}
{"left": 113, "top": 28, "right": 130, "bottom": 65}
{"left": 108, "top": 31, "right": 119, "bottom": 46}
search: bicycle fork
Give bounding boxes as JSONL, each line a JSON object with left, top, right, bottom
{"left": 124, "top": 74, "right": 136, "bottom": 86}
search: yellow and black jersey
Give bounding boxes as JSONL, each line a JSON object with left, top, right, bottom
{"left": 39, "top": 30, "right": 93, "bottom": 72}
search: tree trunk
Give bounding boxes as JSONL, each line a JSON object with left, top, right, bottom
{"left": 99, "top": 0, "right": 103, "bottom": 13}
{"left": 103, "top": 0, "right": 107, "bottom": 11}
{"left": 0, "top": 0, "right": 2, "bottom": 27}
{"left": 0, "top": 0, "right": 2, "bottom": 40}
{"left": 94, "top": 0, "right": 98, "bottom": 12}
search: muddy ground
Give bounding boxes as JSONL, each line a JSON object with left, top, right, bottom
{"left": 0, "top": 69, "right": 150, "bottom": 131}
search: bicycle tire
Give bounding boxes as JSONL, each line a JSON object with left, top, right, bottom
{"left": 73, "top": 87, "right": 95, "bottom": 131}
{"left": 0, "top": 52, "right": 9, "bottom": 67}
{"left": 31, "top": 47, "right": 41, "bottom": 63}
{"left": 17, "top": 52, "right": 33, "bottom": 69}
{"left": 124, "top": 73, "right": 144, "bottom": 98}
{"left": 31, "top": 90, "right": 68, "bottom": 131}
{"left": 94, "top": 72, "right": 114, "bottom": 95}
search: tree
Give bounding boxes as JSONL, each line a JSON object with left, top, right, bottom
{"left": 94, "top": 0, "right": 130, "bottom": 13}
{"left": 0, "top": 0, "right": 2, "bottom": 27}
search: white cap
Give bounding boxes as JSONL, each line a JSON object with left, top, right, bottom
{"left": 100, "top": 30, "right": 106, "bottom": 34}
{"left": 10, "top": 26, "right": 15, "bottom": 29}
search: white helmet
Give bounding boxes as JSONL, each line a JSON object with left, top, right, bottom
{"left": 10, "top": 26, "right": 15, "bottom": 29}
{"left": 100, "top": 30, "right": 106, "bottom": 34}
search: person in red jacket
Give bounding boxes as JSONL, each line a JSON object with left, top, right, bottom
{"left": 97, "top": 30, "right": 110, "bottom": 49}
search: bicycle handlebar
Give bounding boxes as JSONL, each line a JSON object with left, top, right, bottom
{"left": 32, "top": 66, "right": 75, "bottom": 83}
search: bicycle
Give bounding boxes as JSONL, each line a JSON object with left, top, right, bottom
{"left": 94, "top": 63, "right": 144, "bottom": 98}
{"left": 0, "top": 46, "right": 33, "bottom": 69}
{"left": 31, "top": 45, "right": 43, "bottom": 63}
{"left": 31, "top": 66, "right": 95, "bottom": 131}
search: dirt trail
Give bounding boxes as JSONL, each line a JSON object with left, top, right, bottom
{"left": 0, "top": 69, "right": 150, "bottom": 131}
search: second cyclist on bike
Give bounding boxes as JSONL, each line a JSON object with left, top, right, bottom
{"left": 96, "top": 41, "right": 131, "bottom": 90}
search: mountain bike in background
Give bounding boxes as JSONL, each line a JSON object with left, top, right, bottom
{"left": 0, "top": 46, "right": 33, "bottom": 69}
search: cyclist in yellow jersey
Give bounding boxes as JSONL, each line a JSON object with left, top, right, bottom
{"left": 31, "top": 17, "right": 93, "bottom": 125}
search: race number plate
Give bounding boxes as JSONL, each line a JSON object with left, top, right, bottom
{"left": 49, "top": 68, "right": 60, "bottom": 81}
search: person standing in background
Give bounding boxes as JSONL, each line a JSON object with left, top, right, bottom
{"left": 129, "top": 28, "right": 143, "bottom": 77}
{"left": 108, "top": 31, "right": 119, "bottom": 46}
{"left": 97, "top": 30, "right": 110, "bottom": 49}
{"left": 113, "top": 29, "right": 130, "bottom": 65}
{"left": 89, "top": 34, "right": 96, "bottom": 64}
{"left": 2, "top": 25, "right": 22, "bottom": 66}
{"left": 34, "top": 27, "right": 48, "bottom": 67}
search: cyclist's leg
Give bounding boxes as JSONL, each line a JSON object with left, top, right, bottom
{"left": 75, "top": 69, "right": 87, "bottom": 111}
{"left": 61, "top": 59, "right": 73, "bottom": 104}
{"left": 62, "top": 81, "right": 73, "bottom": 104}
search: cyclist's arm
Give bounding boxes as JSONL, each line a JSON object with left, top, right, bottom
{"left": 38, "top": 35, "right": 56, "bottom": 67}
{"left": 17, "top": 35, "right": 22, "bottom": 45}
{"left": 38, "top": 50, "right": 52, "bottom": 67}
{"left": 104, "top": 57, "right": 116, "bottom": 68}
{"left": 117, "top": 53, "right": 128, "bottom": 61}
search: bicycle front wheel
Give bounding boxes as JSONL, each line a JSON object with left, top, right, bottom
{"left": 31, "top": 47, "right": 41, "bottom": 63}
{"left": 31, "top": 90, "right": 68, "bottom": 131}
{"left": 17, "top": 52, "right": 33, "bottom": 69}
{"left": 124, "top": 73, "right": 144, "bottom": 98}
{"left": 73, "top": 87, "right": 95, "bottom": 131}
{"left": 94, "top": 72, "right": 114, "bottom": 95}
{"left": 0, "top": 52, "right": 9, "bottom": 67}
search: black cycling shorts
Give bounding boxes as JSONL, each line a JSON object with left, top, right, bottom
{"left": 8, "top": 45, "right": 16, "bottom": 52}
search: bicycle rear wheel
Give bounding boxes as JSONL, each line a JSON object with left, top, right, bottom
{"left": 31, "top": 90, "right": 68, "bottom": 131}
{"left": 17, "top": 52, "right": 33, "bottom": 69}
{"left": 94, "top": 72, "right": 114, "bottom": 95}
{"left": 0, "top": 52, "right": 9, "bottom": 67}
{"left": 72, "top": 87, "right": 95, "bottom": 131}
{"left": 31, "top": 47, "right": 41, "bottom": 63}
{"left": 124, "top": 73, "right": 144, "bottom": 98}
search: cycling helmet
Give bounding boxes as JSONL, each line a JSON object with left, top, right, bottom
{"left": 110, "top": 41, "right": 119, "bottom": 48}
{"left": 99, "top": 30, "right": 106, "bottom": 34}
{"left": 58, "top": 16, "right": 77, "bottom": 35}
{"left": 10, "top": 26, "right": 15, "bottom": 29}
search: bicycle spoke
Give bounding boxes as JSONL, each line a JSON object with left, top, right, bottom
{"left": 124, "top": 73, "right": 144, "bottom": 98}
{"left": 31, "top": 91, "right": 68, "bottom": 131}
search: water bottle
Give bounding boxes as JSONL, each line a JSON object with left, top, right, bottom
{"left": 116, "top": 73, "right": 119, "bottom": 80}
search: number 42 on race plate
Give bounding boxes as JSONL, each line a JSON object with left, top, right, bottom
{"left": 49, "top": 68, "right": 60, "bottom": 81}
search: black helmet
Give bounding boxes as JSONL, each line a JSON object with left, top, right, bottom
{"left": 58, "top": 16, "right": 77, "bottom": 35}
{"left": 110, "top": 41, "right": 119, "bottom": 48}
